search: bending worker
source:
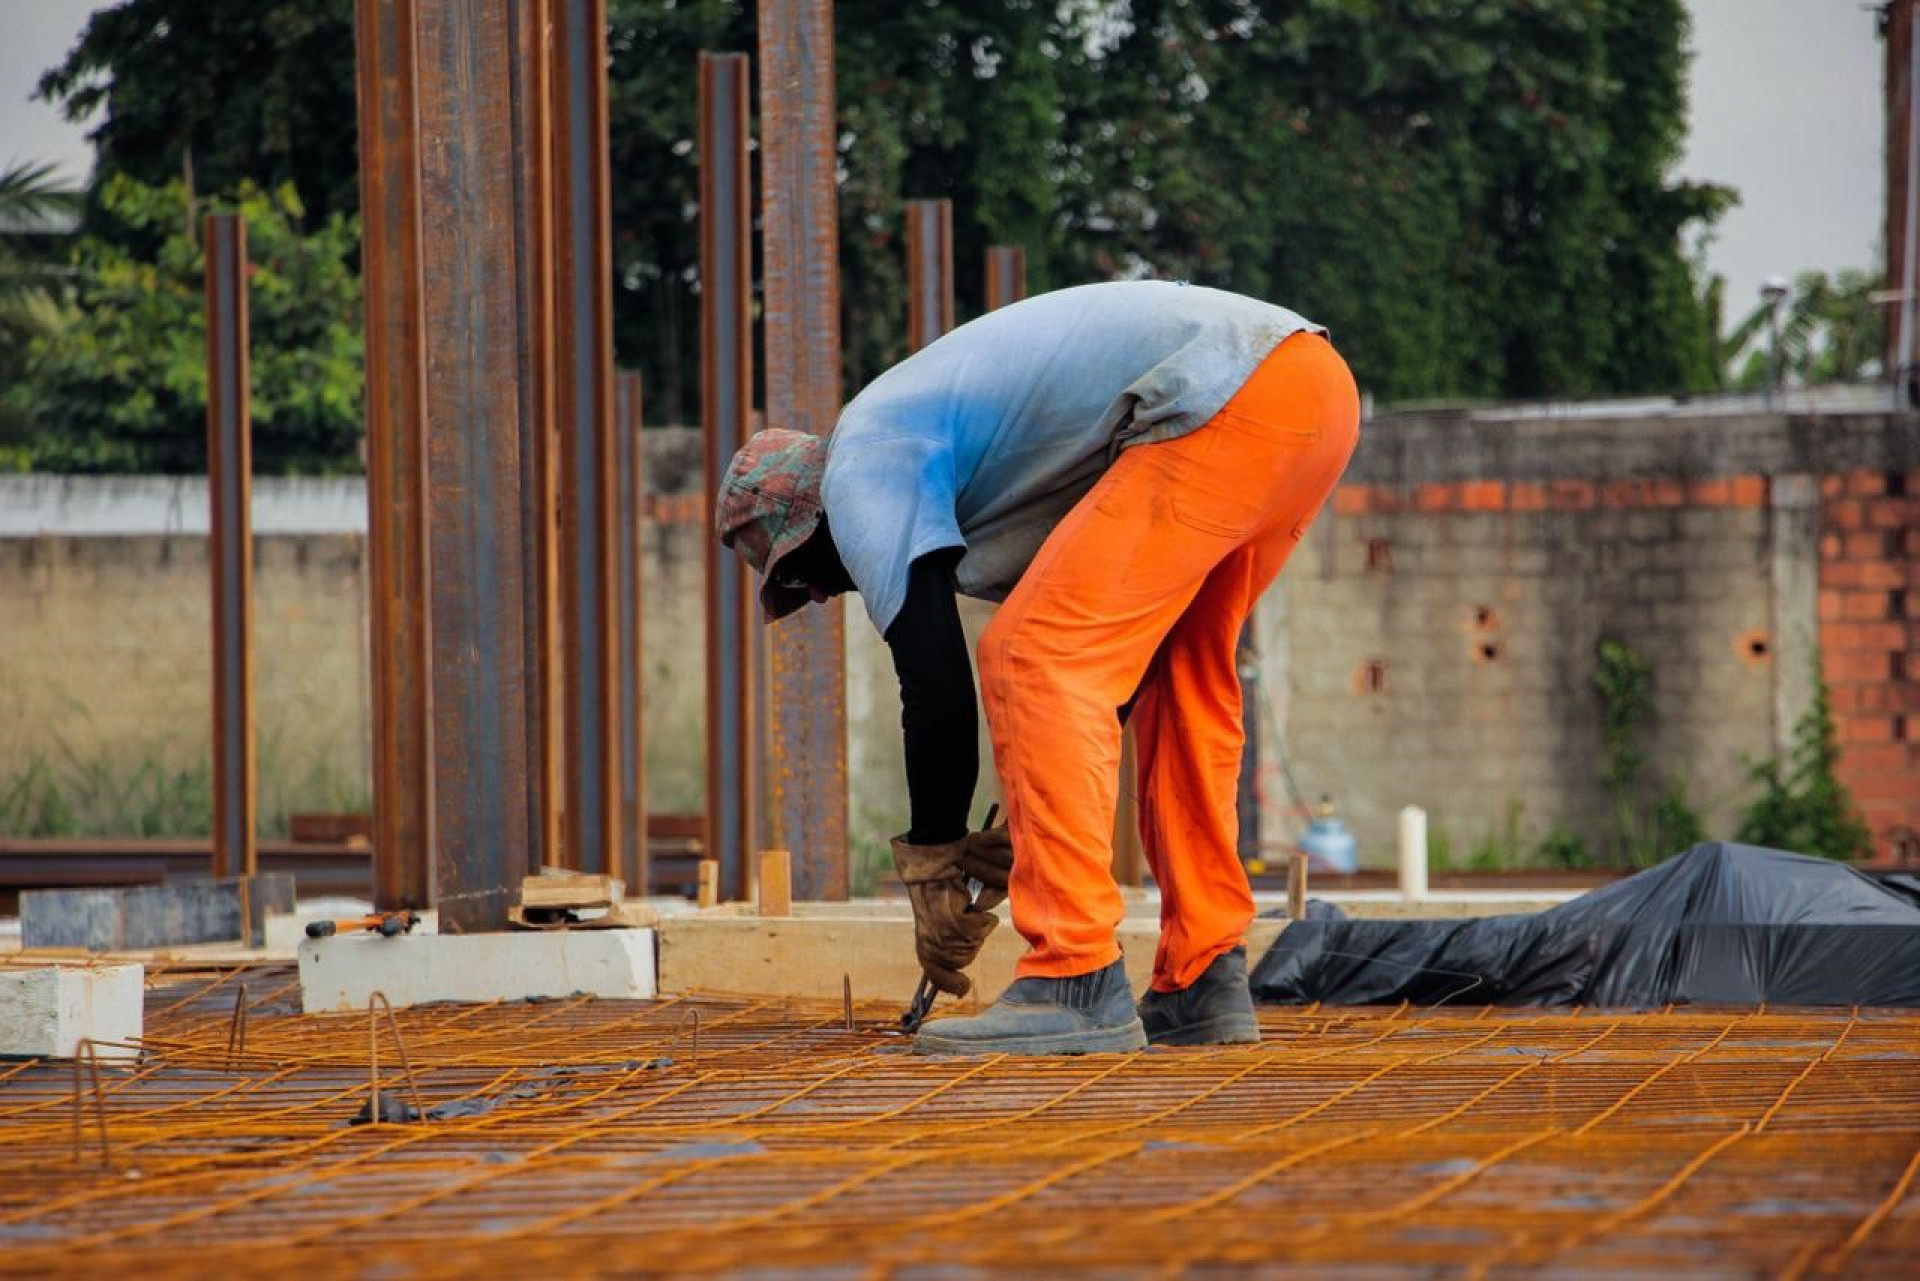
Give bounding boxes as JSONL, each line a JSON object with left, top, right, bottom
{"left": 717, "top": 280, "right": 1358, "bottom": 1055}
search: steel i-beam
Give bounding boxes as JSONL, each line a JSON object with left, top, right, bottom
{"left": 615, "top": 369, "right": 648, "bottom": 891}
{"left": 204, "top": 213, "right": 256, "bottom": 881}
{"left": 906, "top": 199, "right": 954, "bottom": 350}
{"left": 701, "top": 52, "right": 758, "bottom": 903}
{"left": 355, "top": 0, "right": 434, "bottom": 910}
{"left": 552, "top": 0, "right": 621, "bottom": 876}
{"left": 985, "top": 244, "right": 1026, "bottom": 313}
{"left": 413, "top": 0, "right": 534, "bottom": 931}
{"left": 758, "top": 0, "right": 850, "bottom": 900}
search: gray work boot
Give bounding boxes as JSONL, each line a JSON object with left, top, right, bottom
{"left": 913, "top": 957, "right": 1147, "bottom": 1056}
{"left": 1137, "top": 946, "right": 1261, "bottom": 1046}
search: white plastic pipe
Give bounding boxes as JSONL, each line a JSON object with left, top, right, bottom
{"left": 1398, "top": 805, "right": 1429, "bottom": 900}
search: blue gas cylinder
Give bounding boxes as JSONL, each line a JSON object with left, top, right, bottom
{"left": 1299, "top": 801, "right": 1358, "bottom": 875}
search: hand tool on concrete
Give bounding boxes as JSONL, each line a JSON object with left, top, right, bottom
{"left": 306, "top": 910, "right": 416, "bottom": 940}
{"left": 899, "top": 804, "right": 997, "bottom": 1034}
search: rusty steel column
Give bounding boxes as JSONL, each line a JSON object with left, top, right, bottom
{"left": 204, "top": 213, "right": 256, "bottom": 881}
{"left": 551, "top": 0, "right": 620, "bottom": 876}
{"left": 701, "top": 52, "right": 758, "bottom": 903}
{"left": 1889, "top": 0, "right": 1917, "bottom": 397}
{"left": 415, "top": 0, "right": 534, "bottom": 932}
{"left": 513, "top": 0, "right": 565, "bottom": 871}
{"left": 759, "top": 0, "right": 850, "bottom": 900}
{"left": 984, "top": 244, "right": 1026, "bottom": 312}
{"left": 355, "top": 0, "right": 434, "bottom": 909}
{"left": 615, "top": 369, "right": 648, "bottom": 892}
{"left": 906, "top": 199, "right": 954, "bottom": 350}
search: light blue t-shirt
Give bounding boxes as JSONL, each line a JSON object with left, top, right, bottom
{"left": 821, "top": 280, "right": 1323, "bottom": 634}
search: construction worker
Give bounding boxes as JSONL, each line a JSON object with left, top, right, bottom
{"left": 717, "top": 280, "right": 1359, "bottom": 1054}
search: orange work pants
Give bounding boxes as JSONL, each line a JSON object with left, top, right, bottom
{"left": 978, "top": 331, "right": 1360, "bottom": 990}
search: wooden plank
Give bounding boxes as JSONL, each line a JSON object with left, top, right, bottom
{"left": 1288, "top": 852, "right": 1308, "bottom": 920}
{"left": 519, "top": 871, "right": 623, "bottom": 909}
{"left": 656, "top": 913, "right": 1287, "bottom": 1009}
{"left": 757, "top": 849, "right": 792, "bottom": 917}
{"left": 696, "top": 859, "right": 720, "bottom": 908}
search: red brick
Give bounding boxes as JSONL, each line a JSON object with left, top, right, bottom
{"left": 1854, "top": 561, "right": 1908, "bottom": 590}
{"left": 1649, "top": 478, "right": 1687, "bottom": 507}
{"left": 1334, "top": 486, "right": 1370, "bottom": 517}
{"left": 1839, "top": 594, "right": 1892, "bottom": 623}
{"left": 1839, "top": 743, "right": 1910, "bottom": 774}
{"left": 1845, "top": 471, "right": 1887, "bottom": 497}
{"left": 1818, "top": 590, "right": 1846, "bottom": 621}
{"left": 1844, "top": 769, "right": 1920, "bottom": 804}
{"left": 1460, "top": 481, "right": 1505, "bottom": 512}
{"left": 1825, "top": 649, "right": 1896, "bottom": 684}
{"left": 1826, "top": 683, "right": 1866, "bottom": 714}
{"left": 1549, "top": 480, "right": 1595, "bottom": 510}
{"left": 1819, "top": 532, "right": 1845, "bottom": 561}
{"left": 1840, "top": 717, "right": 1894, "bottom": 746}
{"left": 1826, "top": 499, "right": 1864, "bottom": 531}
{"left": 1687, "top": 477, "right": 1734, "bottom": 506}
{"left": 1730, "top": 475, "right": 1767, "bottom": 506}
{"left": 1821, "top": 474, "right": 1846, "bottom": 499}
{"left": 1867, "top": 499, "right": 1912, "bottom": 531}
{"left": 1509, "top": 483, "right": 1548, "bottom": 512}
{"left": 1845, "top": 531, "right": 1890, "bottom": 561}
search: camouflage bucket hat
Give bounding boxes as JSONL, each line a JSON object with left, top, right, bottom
{"left": 715, "top": 427, "right": 828, "bottom": 620}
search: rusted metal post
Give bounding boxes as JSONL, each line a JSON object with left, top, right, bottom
{"left": 551, "top": 0, "right": 620, "bottom": 876}
{"left": 984, "top": 244, "right": 1026, "bottom": 312}
{"left": 701, "top": 52, "right": 758, "bottom": 903}
{"left": 414, "top": 0, "right": 534, "bottom": 932}
{"left": 356, "top": 0, "right": 435, "bottom": 909}
{"left": 906, "top": 199, "right": 954, "bottom": 350}
{"left": 204, "top": 212, "right": 256, "bottom": 881}
{"left": 615, "top": 369, "right": 647, "bottom": 892}
{"left": 759, "top": 0, "right": 851, "bottom": 900}
{"left": 513, "top": 0, "right": 565, "bottom": 871}
{"left": 1889, "top": 0, "right": 1918, "bottom": 400}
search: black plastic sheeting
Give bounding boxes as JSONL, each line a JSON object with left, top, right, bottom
{"left": 1251, "top": 842, "right": 1920, "bottom": 1008}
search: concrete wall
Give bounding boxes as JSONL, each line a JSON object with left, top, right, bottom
{"left": 3, "top": 410, "right": 1916, "bottom": 868}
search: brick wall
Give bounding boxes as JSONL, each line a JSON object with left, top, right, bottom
{"left": 1818, "top": 469, "right": 1920, "bottom": 857}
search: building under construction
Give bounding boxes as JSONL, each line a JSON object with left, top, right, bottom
{"left": 4, "top": 1, "right": 1920, "bottom": 1275}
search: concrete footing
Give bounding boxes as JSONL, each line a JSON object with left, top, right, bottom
{"left": 0, "top": 964, "right": 144, "bottom": 1060}
{"left": 297, "top": 929, "right": 657, "bottom": 1013}
{"left": 21, "top": 875, "right": 296, "bottom": 951}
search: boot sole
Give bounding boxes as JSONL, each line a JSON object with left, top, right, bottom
{"left": 1144, "top": 1013, "right": 1262, "bottom": 1047}
{"left": 913, "top": 1018, "right": 1148, "bottom": 1057}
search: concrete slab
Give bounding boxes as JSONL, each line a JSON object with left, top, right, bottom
{"left": 297, "top": 929, "right": 656, "bottom": 1013}
{"left": 655, "top": 913, "right": 1286, "bottom": 1008}
{"left": 0, "top": 964, "right": 143, "bottom": 1060}
{"left": 21, "top": 875, "right": 296, "bottom": 951}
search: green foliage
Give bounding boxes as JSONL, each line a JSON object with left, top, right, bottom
{"left": 0, "top": 744, "right": 211, "bottom": 839}
{"left": 4, "top": 177, "right": 362, "bottom": 473}
{"left": 1724, "top": 269, "right": 1887, "bottom": 390}
{"left": 1535, "top": 823, "right": 1595, "bottom": 870}
{"left": 0, "top": 159, "right": 84, "bottom": 456}
{"left": 34, "top": 0, "right": 1730, "bottom": 452}
{"left": 38, "top": 0, "right": 361, "bottom": 227}
{"left": 1736, "top": 667, "right": 1872, "bottom": 860}
{"left": 1592, "top": 638, "right": 1704, "bottom": 867}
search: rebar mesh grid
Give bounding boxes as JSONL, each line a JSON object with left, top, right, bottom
{"left": 0, "top": 964, "right": 1915, "bottom": 1276}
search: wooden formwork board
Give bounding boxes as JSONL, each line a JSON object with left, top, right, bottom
{"left": 655, "top": 907, "right": 1286, "bottom": 1006}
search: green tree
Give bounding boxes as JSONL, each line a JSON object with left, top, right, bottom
{"left": 1724, "top": 269, "right": 1887, "bottom": 390}
{"left": 35, "top": 0, "right": 1731, "bottom": 447}
{"left": 1736, "top": 670, "right": 1872, "bottom": 861}
{"left": 0, "top": 160, "right": 85, "bottom": 461}
{"left": 37, "top": 0, "right": 361, "bottom": 226}
{"left": 5, "top": 177, "right": 362, "bottom": 473}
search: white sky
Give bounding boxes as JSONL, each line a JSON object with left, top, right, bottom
{"left": 0, "top": 0, "right": 1889, "bottom": 316}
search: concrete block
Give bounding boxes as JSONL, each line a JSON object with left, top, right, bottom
{"left": 297, "top": 928, "right": 656, "bottom": 1013}
{"left": 22, "top": 875, "right": 295, "bottom": 952}
{"left": 0, "top": 964, "right": 143, "bottom": 1060}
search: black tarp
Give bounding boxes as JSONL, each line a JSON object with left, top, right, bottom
{"left": 1250, "top": 842, "right": 1920, "bottom": 1007}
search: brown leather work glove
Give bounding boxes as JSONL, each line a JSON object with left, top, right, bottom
{"left": 957, "top": 823, "right": 1013, "bottom": 894}
{"left": 892, "top": 835, "right": 1000, "bottom": 996}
